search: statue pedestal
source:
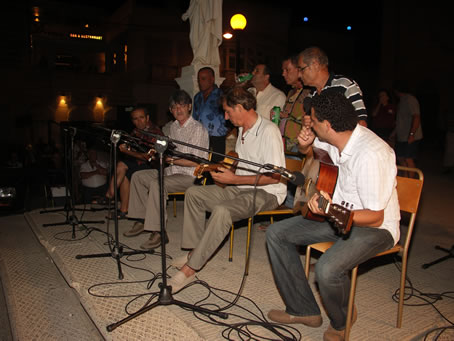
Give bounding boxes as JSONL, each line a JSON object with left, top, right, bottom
{"left": 175, "top": 64, "right": 225, "bottom": 98}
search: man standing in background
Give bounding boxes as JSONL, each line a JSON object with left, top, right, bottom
{"left": 193, "top": 67, "right": 227, "bottom": 162}
{"left": 393, "top": 82, "right": 423, "bottom": 170}
{"left": 250, "top": 64, "right": 286, "bottom": 120}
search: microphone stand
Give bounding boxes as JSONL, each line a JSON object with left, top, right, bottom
{"left": 40, "top": 126, "right": 105, "bottom": 239}
{"left": 106, "top": 135, "right": 228, "bottom": 331}
{"left": 76, "top": 130, "right": 151, "bottom": 280}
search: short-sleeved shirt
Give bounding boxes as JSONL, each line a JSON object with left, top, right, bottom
{"left": 124, "top": 121, "right": 163, "bottom": 168}
{"left": 396, "top": 93, "right": 423, "bottom": 142}
{"left": 255, "top": 83, "right": 286, "bottom": 120}
{"left": 309, "top": 73, "right": 367, "bottom": 122}
{"left": 236, "top": 115, "right": 287, "bottom": 205}
{"left": 313, "top": 125, "right": 400, "bottom": 244}
{"left": 131, "top": 121, "right": 164, "bottom": 147}
{"left": 80, "top": 160, "right": 107, "bottom": 188}
{"left": 165, "top": 116, "right": 209, "bottom": 177}
{"left": 280, "top": 86, "right": 311, "bottom": 152}
{"left": 193, "top": 86, "right": 227, "bottom": 137}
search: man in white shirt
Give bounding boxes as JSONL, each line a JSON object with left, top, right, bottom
{"left": 125, "top": 90, "right": 209, "bottom": 250}
{"left": 79, "top": 148, "right": 108, "bottom": 204}
{"left": 266, "top": 91, "right": 400, "bottom": 341}
{"left": 250, "top": 64, "right": 286, "bottom": 120}
{"left": 168, "top": 86, "right": 287, "bottom": 293}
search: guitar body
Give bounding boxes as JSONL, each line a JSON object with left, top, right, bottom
{"left": 193, "top": 151, "right": 239, "bottom": 188}
{"left": 294, "top": 147, "right": 353, "bottom": 234}
{"left": 294, "top": 147, "right": 338, "bottom": 221}
{"left": 304, "top": 162, "right": 339, "bottom": 222}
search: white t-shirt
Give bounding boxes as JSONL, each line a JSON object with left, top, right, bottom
{"left": 314, "top": 125, "right": 401, "bottom": 244}
{"left": 79, "top": 160, "right": 107, "bottom": 188}
{"left": 236, "top": 115, "right": 287, "bottom": 205}
{"left": 255, "top": 83, "right": 286, "bottom": 120}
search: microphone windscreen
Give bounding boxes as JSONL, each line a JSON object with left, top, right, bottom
{"left": 291, "top": 171, "right": 306, "bottom": 185}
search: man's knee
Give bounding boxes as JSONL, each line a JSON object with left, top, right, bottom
{"left": 185, "top": 185, "right": 204, "bottom": 200}
{"left": 314, "top": 258, "right": 338, "bottom": 284}
{"left": 266, "top": 222, "right": 280, "bottom": 243}
{"left": 117, "top": 161, "right": 128, "bottom": 172}
{"left": 211, "top": 204, "right": 231, "bottom": 220}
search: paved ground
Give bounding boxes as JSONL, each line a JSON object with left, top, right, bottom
{"left": 0, "top": 143, "right": 453, "bottom": 340}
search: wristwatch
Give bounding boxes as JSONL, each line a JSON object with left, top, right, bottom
{"left": 409, "top": 132, "right": 415, "bottom": 136}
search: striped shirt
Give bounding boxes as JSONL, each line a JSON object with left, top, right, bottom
{"left": 309, "top": 73, "right": 367, "bottom": 121}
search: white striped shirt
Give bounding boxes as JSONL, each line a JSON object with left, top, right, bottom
{"left": 314, "top": 125, "right": 400, "bottom": 244}
{"left": 165, "top": 116, "right": 209, "bottom": 177}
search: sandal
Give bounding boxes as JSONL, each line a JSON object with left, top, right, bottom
{"left": 106, "top": 210, "right": 128, "bottom": 220}
{"left": 258, "top": 223, "right": 270, "bottom": 231}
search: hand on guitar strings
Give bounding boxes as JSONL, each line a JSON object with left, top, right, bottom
{"left": 308, "top": 190, "right": 331, "bottom": 216}
{"left": 210, "top": 166, "right": 236, "bottom": 185}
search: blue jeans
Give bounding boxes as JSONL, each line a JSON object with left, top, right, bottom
{"left": 266, "top": 215, "right": 394, "bottom": 330}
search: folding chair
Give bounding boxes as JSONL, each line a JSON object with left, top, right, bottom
{"left": 304, "top": 166, "right": 424, "bottom": 340}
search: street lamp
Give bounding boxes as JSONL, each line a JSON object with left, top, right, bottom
{"left": 230, "top": 14, "right": 247, "bottom": 75}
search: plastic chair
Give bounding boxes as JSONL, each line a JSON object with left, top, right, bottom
{"left": 229, "top": 157, "right": 304, "bottom": 270}
{"left": 168, "top": 152, "right": 212, "bottom": 217}
{"left": 304, "top": 166, "right": 424, "bottom": 340}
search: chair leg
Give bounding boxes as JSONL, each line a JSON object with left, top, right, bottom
{"left": 173, "top": 197, "right": 177, "bottom": 217}
{"left": 305, "top": 246, "right": 312, "bottom": 279}
{"left": 229, "top": 224, "right": 234, "bottom": 262}
{"left": 344, "top": 266, "right": 358, "bottom": 341}
{"left": 397, "top": 253, "right": 408, "bottom": 328}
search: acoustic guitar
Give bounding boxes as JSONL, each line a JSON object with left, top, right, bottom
{"left": 294, "top": 147, "right": 353, "bottom": 235}
{"left": 193, "top": 151, "right": 239, "bottom": 188}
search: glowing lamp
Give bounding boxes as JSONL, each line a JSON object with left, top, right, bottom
{"left": 230, "top": 14, "right": 247, "bottom": 31}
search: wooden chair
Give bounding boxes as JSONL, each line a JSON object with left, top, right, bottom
{"left": 228, "top": 157, "right": 304, "bottom": 271}
{"left": 168, "top": 152, "right": 212, "bottom": 217}
{"left": 304, "top": 166, "right": 424, "bottom": 340}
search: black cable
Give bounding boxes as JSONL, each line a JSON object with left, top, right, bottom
{"left": 392, "top": 256, "right": 454, "bottom": 340}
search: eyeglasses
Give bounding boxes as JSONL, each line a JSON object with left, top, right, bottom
{"left": 297, "top": 65, "right": 310, "bottom": 73}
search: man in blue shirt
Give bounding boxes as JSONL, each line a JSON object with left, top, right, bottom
{"left": 193, "top": 67, "right": 228, "bottom": 162}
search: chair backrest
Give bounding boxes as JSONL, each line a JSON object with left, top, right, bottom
{"left": 285, "top": 157, "right": 304, "bottom": 172}
{"left": 279, "top": 158, "right": 303, "bottom": 185}
{"left": 396, "top": 165, "right": 424, "bottom": 250}
{"left": 200, "top": 151, "right": 213, "bottom": 186}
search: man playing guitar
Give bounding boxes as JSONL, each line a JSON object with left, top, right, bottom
{"left": 168, "top": 87, "right": 287, "bottom": 293}
{"left": 266, "top": 91, "right": 400, "bottom": 341}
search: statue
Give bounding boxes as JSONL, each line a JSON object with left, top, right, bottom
{"left": 182, "top": 0, "right": 223, "bottom": 66}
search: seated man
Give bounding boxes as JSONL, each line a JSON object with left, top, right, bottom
{"left": 79, "top": 148, "right": 108, "bottom": 204}
{"left": 168, "top": 86, "right": 287, "bottom": 293}
{"left": 266, "top": 91, "right": 400, "bottom": 341}
{"left": 105, "top": 107, "right": 163, "bottom": 219}
{"left": 125, "top": 90, "right": 209, "bottom": 250}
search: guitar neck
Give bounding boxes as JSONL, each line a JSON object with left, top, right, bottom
{"left": 194, "top": 163, "right": 220, "bottom": 177}
{"left": 317, "top": 195, "right": 353, "bottom": 235}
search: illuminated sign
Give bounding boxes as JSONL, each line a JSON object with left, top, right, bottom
{"left": 69, "top": 33, "right": 103, "bottom": 40}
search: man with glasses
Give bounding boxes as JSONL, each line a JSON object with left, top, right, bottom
{"left": 124, "top": 90, "right": 209, "bottom": 250}
{"left": 280, "top": 55, "right": 312, "bottom": 153}
{"left": 298, "top": 47, "right": 368, "bottom": 127}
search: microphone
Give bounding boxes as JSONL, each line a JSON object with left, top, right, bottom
{"left": 265, "top": 164, "right": 306, "bottom": 185}
{"left": 288, "top": 171, "right": 306, "bottom": 185}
